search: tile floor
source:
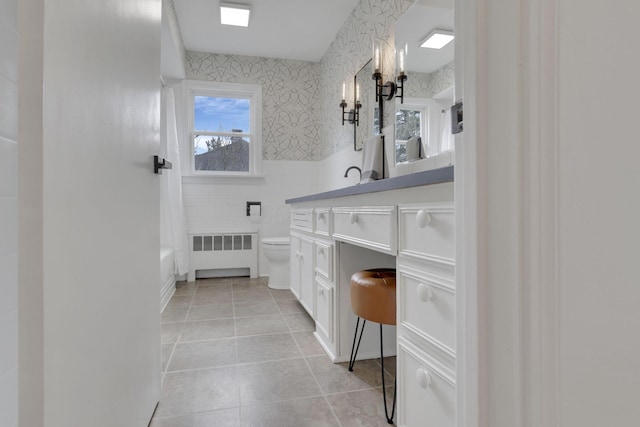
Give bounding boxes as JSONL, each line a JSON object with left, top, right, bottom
{"left": 152, "top": 277, "right": 397, "bottom": 426}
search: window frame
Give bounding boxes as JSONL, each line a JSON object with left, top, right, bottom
{"left": 395, "top": 101, "right": 428, "bottom": 163}
{"left": 183, "top": 80, "right": 262, "bottom": 177}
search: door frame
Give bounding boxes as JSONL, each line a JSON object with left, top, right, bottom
{"left": 455, "top": 0, "right": 560, "bottom": 425}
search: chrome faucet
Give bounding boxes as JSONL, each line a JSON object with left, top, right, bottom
{"left": 344, "top": 166, "right": 362, "bottom": 179}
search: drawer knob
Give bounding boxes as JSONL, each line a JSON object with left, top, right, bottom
{"left": 318, "top": 212, "right": 325, "bottom": 221}
{"left": 416, "top": 210, "right": 432, "bottom": 228}
{"left": 417, "top": 283, "right": 433, "bottom": 302}
{"left": 318, "top": 287, "right": 324, "bottom": 296}
{"left": 318, "top": 246, "right": 325, "bottom": 255}
{"left": 416, "top": 368, "right": 432, "bottom": 389}
{"left": 349, "top": 212, "right": 359, "bottom": 224}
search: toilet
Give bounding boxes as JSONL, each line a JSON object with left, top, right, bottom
{"left": 261, "top": 237, "right": 291, "bottom": 290}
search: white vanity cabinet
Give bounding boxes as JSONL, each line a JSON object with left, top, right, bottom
{"left": 290, "top": 233, "right": 315, "bottom": 317}
{"left": 290, "top": 209, "right": 316, "bottom": 318}
{"left": 288, "top": 179, "right": 455, "bottom": 427}
{"left": 290, "top": 209, "right": 337, "bottom": 344}
{"left": 332, "top": 206, "right": 397, "bottom": 255}
{"left": 397, "top": 202, "right": 456, "bottom": 427}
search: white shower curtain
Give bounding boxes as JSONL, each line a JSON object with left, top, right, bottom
{"left": 162, "top": 87, "right": 190, "bottom": 276}
{"left": 440, "top": 108, "right": 454, "bottom": 153}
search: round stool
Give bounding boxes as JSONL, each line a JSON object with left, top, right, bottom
{"left": 348, "top": 268, "right": 397, "bottom": 424}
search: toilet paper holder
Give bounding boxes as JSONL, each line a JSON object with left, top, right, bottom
{"left": 246, "top": 201, "right": 261, "bottom": 216}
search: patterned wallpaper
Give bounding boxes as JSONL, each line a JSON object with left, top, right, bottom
{"left": 186, "top": 51, "right": 321, "bottom": 161}
{"left": 181, "top": 0, "right": 451, "bottom": 161}
{"left": 317, "top": 0, "right": 415, "bottom": 159}
{"left": 405, "top": 62, "right": 455, "bottom": 99}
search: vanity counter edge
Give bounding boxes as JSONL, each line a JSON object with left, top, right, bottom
{"left": 285, "top": 166, "right": 454, "bottom": 204}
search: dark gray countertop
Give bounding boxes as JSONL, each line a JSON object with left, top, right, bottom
{"left": 286, "top": 166, "right": 454, "bottom": 204}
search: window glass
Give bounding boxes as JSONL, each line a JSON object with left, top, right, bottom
{"left": 194, "top": 96, "right": 250, "bottom": 133}
{"left": 395, "top": 108, "right": 423, "bottom": 163}
{"left": 184, "top": 81, "right": 262, "bottom": 177}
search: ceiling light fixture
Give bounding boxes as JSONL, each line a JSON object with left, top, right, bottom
{"left": 420, "top": 29, "right": 454, "bottom": 49}
{"left": 220, "top": 2, "right": 251, "bottom": 27}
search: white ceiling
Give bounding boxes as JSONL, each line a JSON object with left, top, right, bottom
{"left": 173, "top": 0, "right": 361, "bottom": 62}
{"left": 395, "top": 1, "right": 454, "bottom": 74}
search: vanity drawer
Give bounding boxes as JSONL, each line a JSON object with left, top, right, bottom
{"left": 332, "top": 206, "right": 397, "bottom": 255}
{"left": 314, "top": 208, "right": 331, "bottom": 236}
{"left": 291, "top": 209, "right": 313, "bottom": 232}
{"left": 314, "top": 241, "right": 333, "bottom": 281}
{"left": 399, "top": 203, "right": 454, "bottom": 263}
{"left": 315, "top": 278, "right": 334, "bottom": 343}
{"left": 398, "top": 267, "right": 456, "bottom": 353}
{"left": 398, "top": 340, "right": 456, "bottom": 427}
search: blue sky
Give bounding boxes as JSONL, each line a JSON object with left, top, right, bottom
{"left": 194, "top": 96, "right": 250, "bottom": 132}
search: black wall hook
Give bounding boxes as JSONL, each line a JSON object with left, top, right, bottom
{"left": 154, "top": 156, "right": 172, "bottom": 174}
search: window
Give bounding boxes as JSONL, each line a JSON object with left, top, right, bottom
{"left": 184, "top": 81, "right": 262, "bottom": 176}
{"left": 395, "top": 104, "right": 426, "bottom": 163}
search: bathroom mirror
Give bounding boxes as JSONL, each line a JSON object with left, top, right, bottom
{"left": 394, "top": 0, "right": 455, "bottom": 171}
{"left": 353, "top": 59, "right": 381, "bottom": 151}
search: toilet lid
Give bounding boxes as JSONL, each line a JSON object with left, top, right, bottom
{"left": 262, "top": 237, "right": 290, "bottom": 246}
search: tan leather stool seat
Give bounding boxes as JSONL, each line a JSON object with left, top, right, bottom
{"left": 350, "top": 268, "right": 397, "bottom": 326}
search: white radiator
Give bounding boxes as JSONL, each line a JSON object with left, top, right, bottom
{"left": 187, "top": 231, "right": 258, "bottom": 281}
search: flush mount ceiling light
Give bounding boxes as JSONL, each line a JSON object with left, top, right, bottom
{"left": 220, "top": 2, "right": 251, "bottom": 27}
{"left": 420, "top": 29, "right": 454, "bottom": 49}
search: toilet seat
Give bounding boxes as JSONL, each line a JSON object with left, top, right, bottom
{"left": 262, "top": 237, "right": 290, "bottom": 246}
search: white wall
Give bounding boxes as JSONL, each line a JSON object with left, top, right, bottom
{"left": 182, "top": 160, "right": 317, "bottom": 276}
{"left": 315, "top": 146, "right": 363, "bottom": 192}
{"left": 557, "top": 1, "right": 640, "bottom": 425}
{"left": 0, "top": 0, "right": 18, "bottom": 424}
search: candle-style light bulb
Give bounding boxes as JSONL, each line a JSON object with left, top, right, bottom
{"left": 342, "top": 82, "right": 346, "bottom": 100}
{"left": 373, "top": 40, "right": 381, "bottom": 74}
{"left": 356, "top": 83, "right": 360, "bottom": 102}
{"left": 398, "top": 49, "right": 405, "bottom": 74}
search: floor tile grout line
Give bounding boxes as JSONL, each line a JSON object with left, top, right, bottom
{"left": 181, "top": 281, "right": 198, "bottom": 322}
{"left": 160, "top": 278, "right": 353, "bottom": 424}
{"left": 154, "top": 392, "right": 344, "bottom": 421}
{"left": 301, "top": 353, "right": 344, "bottom": 427}
{"left": 161, "top": 281, "right": 197, "bottom": 377}
{"left": 154, "top": 402, "right": 242, "bottom": 421}
{"left": 163, "top": 353, "right": 311, "bottom": 375}
{"left": 161, "top": 341, "right": 179, "bottom": 385}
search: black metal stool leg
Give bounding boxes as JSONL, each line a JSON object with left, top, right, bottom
{"left": 380, "top": 324, "right": 397, "bottom": 424}
{"left": 348, "top": 317, "right": 366, "bottom": 372}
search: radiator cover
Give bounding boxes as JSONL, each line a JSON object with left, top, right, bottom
{"left": 188, "top": 232, "right": 258, "bottom": 281}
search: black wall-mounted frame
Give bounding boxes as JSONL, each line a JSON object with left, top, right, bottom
{"left": 353, "top": 59, "right": 385, "bottom": 152}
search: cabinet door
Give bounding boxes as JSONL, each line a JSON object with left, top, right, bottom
{"left": 398, "top": 340, "right": 456, "bottom": 427}
{"left": 314, "top": 240, "right": 333, "bottom": 281}
{"left": 315, "top": 278, "right": 333, "bottom": 343}
{"left": 299, "top": 237, "right": 315, "bottom": 317}
{"left": 289, "top": 235, "right": 301, "bottom": 299}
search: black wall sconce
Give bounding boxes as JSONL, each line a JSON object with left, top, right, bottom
{"left": 396, "top": 72, "right": 407, "bottom": 104}
{"left": 372, "top": 40, "right": 396, "bottom": 102}
{"left": 340, "top": 82, "right": 361, "bottom": 125}
{"left": 396, "top": 47, "right": 408, "bottom": 104}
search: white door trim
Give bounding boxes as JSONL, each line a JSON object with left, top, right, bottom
{"left": 456, "top": 0, "right": 561, "bottom": 426}
{"left": 520, "top": 0, "right": 560, "bottom": 425}
{"left": 454, "top": 0, "right": 479, "bottom": 424}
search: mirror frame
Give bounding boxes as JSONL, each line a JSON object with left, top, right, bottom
{"left": 353, "top": 59, "right": 383, "bottom": 151}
